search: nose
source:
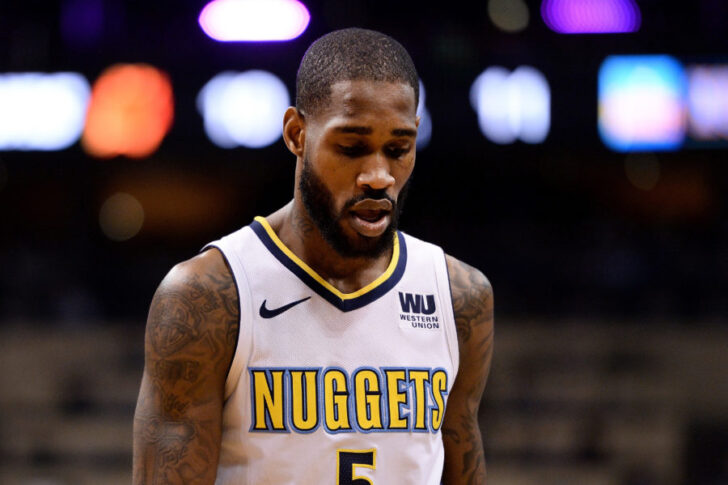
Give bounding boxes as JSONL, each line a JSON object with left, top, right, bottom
{"left": 356, "top": 152, "right": 395, "bottom": 191}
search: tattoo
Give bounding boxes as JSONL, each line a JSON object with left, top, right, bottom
{"left": 133, "top": 251, "right": 239, "bottom": 484}
{"left": 449, "top": 261, "right": 493, "bottom": 345}
{"left": 209, "top": 272, "right": 239, "bottom": 323}
{"left": 152, "top": 360, "right": 201, "bottom": 383}
{"left": 148, "top": 290, "right": 204, "bottom": 358}
{"left": 290, "top": 209, "right": 315, "bottom": 240}
{"left": 134, "top": 413, "right": 211, "bottom": 484}
{"left": 146, "top": 271, "right": 229, "bottom": 358}
{"left": 163, "top": 392, "right": 190, "bottom": 415}
{"left": 442, "top": 255, "right": 494, "bottom": 485}
{"left": 460, "top": 414, "right": 486, "bottom": 484}
{"left": 136, "top": 414, "right": 196, "bottom": 456}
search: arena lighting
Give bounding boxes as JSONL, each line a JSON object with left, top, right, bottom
{"left": 488, "top": 0, "right": 530, "bottom": 33}
{"left": 687, "top": 65, "right": 728, "bottom": 141}
{"left": 598, "top": 55, "right": 686, "bottom": 152}
{"left": 197, "top": 70, "right": 290, "bottom": 149}
{"left": 198, "top": 0, "right": 310, "bottom": 41}
{"left": 99, "top": 192, "right": 144, "bottom": 241}
{"left": 82, "top": 64, "right": 174, "bottom": 158}
{"left": 541, "top": 0, "right": 641, "bottom": 34}
{"left": 0, "top": 72, "right": 90, "bottom": 151}
{"left": 416, "top": 80, "right": 432, "bottom": 149}
{"left": 470, "top": 66, "right": 550, "bottom": 144}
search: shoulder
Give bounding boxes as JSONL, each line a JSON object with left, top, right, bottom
{"left": 445, "top": 254, "right": 491, "bottom": 295}
{"left": 145, "top": 248, "right": 239, "bottom": 366}
{"left": 156, "top": 248, "right": 236, "bottom": 302}
{"left": 445, "top": 255, "right": 493, "bottom": 327}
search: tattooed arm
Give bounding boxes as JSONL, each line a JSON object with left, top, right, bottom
{"left": 133, "top": 249, "right": 239, "bottom": 485}
{"left": 441, "top": 255, "right": 494, "bottom": 485}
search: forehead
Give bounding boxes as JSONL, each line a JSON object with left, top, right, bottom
{"left": 311, "top": 80, "right": 417, "bottom": 129}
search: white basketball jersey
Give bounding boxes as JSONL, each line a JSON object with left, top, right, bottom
{"left": 205, "top": 216, "right": 459, "bottom": 485}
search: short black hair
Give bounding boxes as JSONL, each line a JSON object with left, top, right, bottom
{"left": 295, "top": 28, "right": 419, "bottom": 116}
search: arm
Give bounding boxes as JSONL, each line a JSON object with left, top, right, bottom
{"left": 441, "top": 255, "right": 494, "bottom": 485}
{"left": 133, "top": 249, "right": 239, "bottom": 485}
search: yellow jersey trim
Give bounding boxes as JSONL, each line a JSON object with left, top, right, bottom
{"left": 254, "top": 216, "right": 400, "bottom": 300}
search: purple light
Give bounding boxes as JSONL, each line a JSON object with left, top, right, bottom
{"left": 541, "top": 0, "right": 641, "bottom": 34}
{"left": 687, "top": 65, "right": 728, "bottom": 141}
{"left": 199, "top": 0, "right": 310, "bottom": 42}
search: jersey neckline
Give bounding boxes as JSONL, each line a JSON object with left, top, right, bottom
{"left": 250, "top": 216, "right": 407, "bottom": 312}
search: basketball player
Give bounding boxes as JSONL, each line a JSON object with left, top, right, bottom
{"left": 133, "top": 28, "right": 493, "bottom": 484}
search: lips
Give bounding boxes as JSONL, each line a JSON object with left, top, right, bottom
{"left": 354, "top": 209, "right": 387, "bottom": 222}
{"left": 350, "top": 199, "right": 393, "bottom": 212}
{"left": 349, "top": 199, "right": 393, "bottom": 237}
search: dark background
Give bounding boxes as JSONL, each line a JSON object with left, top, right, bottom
{"left": 1, "top": 1, "right": 727, "bottom": 484}
{"left": 1, "top": 0, "right": 726, "bottom": 322}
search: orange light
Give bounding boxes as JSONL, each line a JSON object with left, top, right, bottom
{"left": 82, "top": 64, "right": 174, "bottom": 158}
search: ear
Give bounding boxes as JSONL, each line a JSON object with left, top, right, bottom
{"left": 415, "top": 115, "right": 421, "bottom": 128}
{"left": 283, "top": 107, "right": 305, "bottom": 158}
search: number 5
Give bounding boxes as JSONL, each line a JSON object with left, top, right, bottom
{"left": 337, "top": 449, "right": 376, "bottom": 485}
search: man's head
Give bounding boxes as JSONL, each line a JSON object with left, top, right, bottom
{"left": 295, "top": 28, "right": 419, "bottom": 117}
{"left": 283, "top": 28, "right": 419, "bottom": 259}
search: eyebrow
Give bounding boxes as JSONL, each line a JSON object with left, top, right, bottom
{"left": 391, "top": 128, "right": 417, "bottom": 138}
{"left": 335, "top": 126, "right": 372, "bottom": 135}
{"left": 334, "top": 126, "right": 417, "bottom": 138}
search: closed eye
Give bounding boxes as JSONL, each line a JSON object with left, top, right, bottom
{"left": 385, "top": 145, "right": 411, "bottom": 158}
{"left": 337, "top": 144, "right": 368, "bottom": 157}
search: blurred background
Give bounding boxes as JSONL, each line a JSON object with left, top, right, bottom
{"left": 1, "top": 0, "right": 727, "bottom": 483}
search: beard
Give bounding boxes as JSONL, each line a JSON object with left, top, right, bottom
{"left": 298, "top": 154, "right": 410, "bottom": 259}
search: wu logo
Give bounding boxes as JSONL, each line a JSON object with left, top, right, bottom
{"left": 398, "top": 292, "right": 436, "bottom": 315}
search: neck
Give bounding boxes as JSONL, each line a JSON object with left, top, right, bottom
{"left": 265, "top": 200, "right": 394, "bottom": 294}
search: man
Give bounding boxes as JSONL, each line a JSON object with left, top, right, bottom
{"left": 133, "top": 28, "right": 493, "bottom": 484}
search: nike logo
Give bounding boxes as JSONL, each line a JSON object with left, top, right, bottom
{"left": 259, "top": 296, "right": 311, "bottom": 319}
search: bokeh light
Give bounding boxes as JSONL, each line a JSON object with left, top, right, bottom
{"left": 599, "top": 55, "right": 686, "bottom": 152}
{"left": 82, "top": 64, "right": 174, "bottom": 159}
{"left": 416, "top": 80, "right": 432, "bottom": 149}
{"left": 99, "top": 192, "right": 145, "bottom": 241}
{"left": 470, "top": 66, "right": 550, "bottom": 144}
{"left": 199, "top": 0, "right": 310, "bottom": 41}
{"left": 0, "top": 72, "right": 90, "bottom": 151}
{"left": 624, "top": 153, "right": 660, "bottom": 191}
{"left": 488, "top": 0, "right": 530, "bottom": 33}
{"left": 197, "top": 70, "right": 290, "bottom": 149}
{"left": 541, "top": 0, "right": 641, "bottom": 34}
{"left": 687, "top": 65, "right": 728, "bottom": 141}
